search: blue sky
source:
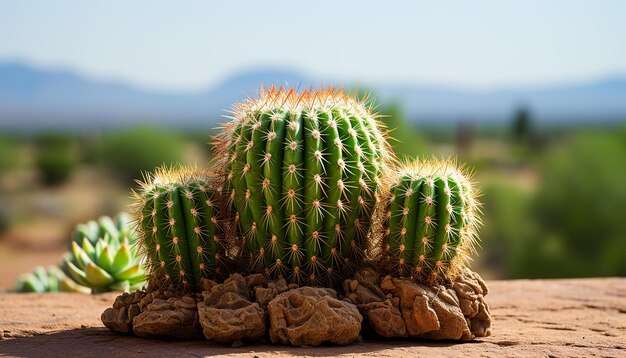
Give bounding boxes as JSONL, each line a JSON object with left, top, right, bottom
{"left": 1, "top": 1, "right": 625, "bottom": 92}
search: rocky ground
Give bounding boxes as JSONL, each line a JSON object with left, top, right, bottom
{"left": 0, "top": 277, "right": 624, "bottom": 357}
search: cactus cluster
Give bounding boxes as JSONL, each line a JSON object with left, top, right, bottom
{"left": 372, "top": 159, "right": 481, "bottom": 283}
{"left": 63, "top": 213, "right": 147, "bottom": 293}
{"left": 132, "top": 166, "right": 230, "bottom": 291}
{"left": 119, "top": 85, "right": 483, "bottom": 292}
{"left": 214, "top": 87, "right": 393, "bottom": 285}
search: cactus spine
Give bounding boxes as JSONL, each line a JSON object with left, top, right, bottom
{"left": 216, "top": 86, "right": 392, "bottom": 285}
{"left": 133, "top": 166, "right": 229, "bottom": 291}
{"left": 375, "top": 159, "right": 481, "bottom": 283}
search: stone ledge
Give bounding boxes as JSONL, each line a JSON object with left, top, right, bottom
{"left": 1, "top": 277, "right": 625, "bottom": 357}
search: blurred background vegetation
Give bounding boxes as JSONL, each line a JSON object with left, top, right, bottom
{"left": 1, "top": 102, "right": 624, "bottom": 287}
{"left": 1, "top": 1, "right": 625, "bottom": 289}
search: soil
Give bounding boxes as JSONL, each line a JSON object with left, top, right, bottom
{"left": 0, "top": 277, "right": 624, "bottom": 357}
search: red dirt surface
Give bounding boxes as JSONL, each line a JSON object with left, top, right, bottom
{"left": 0, "top": 278, "right": 624, "bottom": 357}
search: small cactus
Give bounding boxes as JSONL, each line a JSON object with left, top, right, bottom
{"left": 215, "top": 86, "right": 393, "bottom": 286}
{"left": 132, "top": 166, "right": 230, "bottom": 291}
{"left": 373, "top": 159, "right": 481, "bottom": 283}
{"left": 63, "top": 213, "right": 147, "bottom": 293}
{"left": 16, "top": 265, "right": 90, "bottom": 293}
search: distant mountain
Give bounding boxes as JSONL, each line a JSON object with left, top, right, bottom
{"left": 1, "top": 61, "right": 625, "bottom": 131}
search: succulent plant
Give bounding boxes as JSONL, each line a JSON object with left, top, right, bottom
{"left": 215, "top": 86, "right": 393, "bottom": 285}
{"left": 63, "top": 213, "right": 147, "bottom": 293}
{"left": 373, "top": 159, "right": 481, "bottom": 283}
{"left": 16, "top": 265, "right": 90, "bottom": 293}
{"left": 133, "top": 166, "right": 230, "bottom": 291}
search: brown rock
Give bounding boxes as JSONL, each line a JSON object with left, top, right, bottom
{"left": 451, "top": 269, "right": 492, "bottom": 338}
{"left": 343, "top": 270, "right": 406, "bottom": 337}
{"left": 101, "top": 291, "right": 146, "bottom": 334}
{"left": 196, "top": 272, "right": 267, "bottom": 343}
{"left": 202, "top": 273, "right": 251, "bottom": 305}
{"left": 197, "top": 302, "right": 266, "bottom": 344}
{"left": 268, "top": 287, "right": 362, "bottom": 346}
{"left": 132, "top": 297, "right": 201, "bottom": 340}
{"left": 101, "top": 307, "right": 130, "bottom": 334}
{"left": 382, "top": 272, "right": 488, "bottom": 340}
{"left": 361, "top": 301, "right": 406, "bottom": 337}
{"left": 345, "top": 269, "right": 492, "bottom": 341}
{"left": 254, "top": 286, "right": 278, "bottom": 309}
{"left": 245, "top": 273, "right": 267, "bottom": 289}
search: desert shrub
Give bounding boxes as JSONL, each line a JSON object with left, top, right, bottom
{"left": 0, "top": 136, "right": 20, "bottom": 175}
{"left": 479, "top": 179, "right": 535, "bottom": 278}
{"left": 99, "top": 127, "right": 186, "bottom": 182}
{"left": 531, "top": 130, "right": 626, "bottom": 277}
{"left": 36, "top": 134, "right": 78, "bottom": 185}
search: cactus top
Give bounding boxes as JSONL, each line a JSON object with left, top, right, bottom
{"left": 373, "top": 159, "right": 481, "bottom": 283}
{"left": 229, "top": 86, "right": 379, "bottom": 123}
{"left": 215, "top": 86, "right": 394, "bottom": 286}
{"left": 133, "top": 166, "right": 229, "bottom": 291}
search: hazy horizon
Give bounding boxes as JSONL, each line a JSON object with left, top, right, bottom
{"left": 2, "top": 1, "right": 625, "bottom": 92}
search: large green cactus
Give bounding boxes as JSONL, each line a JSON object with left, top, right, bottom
{"left": 374, "top": 159, "right": 481, "bottom": 283}
{"left": 133, "top": 166, "right": 229, "bottom": 291}
{"left": 216, "top": 86, "right": 392, "bottom": 286}
{"left": 63, "top": 213, "right": 147, "bottom": 293}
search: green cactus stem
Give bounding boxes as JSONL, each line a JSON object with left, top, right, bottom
{"left": 132, "top": 166, "right": 229, "bottom": 291}
{"left": 215, "top": 86, "right": 393, "bottom": 286}
{"left": 375, "top": 159, "right": 481, "bottom": 283}
{"left": 62, "top": 213, "right": 147, "bottom": 293}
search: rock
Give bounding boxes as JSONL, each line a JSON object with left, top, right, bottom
{"left": 100, "top": 269, "right": 491, "bottom": 345}
{"left": 101, "top": 291, "right": 146, "bottom": 334}
{"left": 451, "top": 269, "right": 492, "bottom": 338}
{"left": 101, "top": 307, "right": 130, "bottom": 334}
{"left": 197, "top": 302, "right": 266, "bottom": 344}
{"left": 245, "top": 273, "right": 267, "bottom": 289}
{"left": 132, "top": 297, "right": 201, "bottom": 340}
{"left": 268, "top": 287, "right": 362, "bottom": 346}
{"left": 197, "top": 273, "right": 267, "bottom": 343}
{"left": 343, "top": 270, "right": 405, "bottom": 337}
{"left": 254, "top": 277, "right": 295, "bottom": 309}
{"left": 362, "top": 301, "right": 406, "bottom": 337}
{"left": 202, "top": 273, "right": 250, "bottom": 305}
{"left": 345, "top": 268, "right": 492, "bottom": 341}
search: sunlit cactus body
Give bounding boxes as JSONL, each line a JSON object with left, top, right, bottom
{"left": 215, "top": 86, "right": 393, "bottom": 286}
{"left": 374, "top": 159, "right": 481, "bottom": 283}
{"left": 63, "top": 213, "right": 147, "bottom": 293}
{"left": 16, "top": 265, "right": 90, "bottom": 293}
{"left": 133, "top": 166, "right": 229, "bottom": 291}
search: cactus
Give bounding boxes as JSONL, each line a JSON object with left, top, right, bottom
{"left": 373, "top": 159, "right": 481, "bottom": 283}
{"left": 215, "top": 86, "right": 393, "bottom": 286}
{"left": 62, "top": 213, "right": 147, "bottom": 293}
{"left": 132, "top": 166, "right": 230, "bottom": 291}
{"left": 16, "top": 265, "right": 90, "bottom": 293}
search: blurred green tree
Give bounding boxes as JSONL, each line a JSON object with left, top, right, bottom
{"left": 380, "top": 102, "right": 430, "bottom": 160}
{"left": 479, "top": 179, "right": 535, "bottom": 278}
{"left": 98, "top": 127, "right": 186, "bottom": 182}
{"left": 0, "top": 136, "right": 20, "bottom": 175}
{"left": 530, "top": 130, "right": 626, "bottom": 277}
{"left": 36, "top": 134, "right": 78, "bottom": 185}
{"left": 511, "top": 107, "right": 532, "bottom": 142}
